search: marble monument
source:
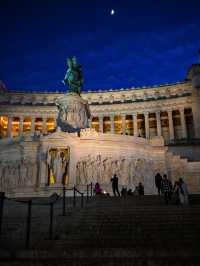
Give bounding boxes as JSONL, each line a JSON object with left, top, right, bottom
{"left": 0, "top": 59, "right": 200, "bottom": 197}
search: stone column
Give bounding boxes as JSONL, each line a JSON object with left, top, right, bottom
{"left": 187, "top": 64, "right": 200, "bottom": 138}
{"left": 54, "top": 117, "right": 57, "bottom": 130}
{"left": 19, "top": 116, "right": 24, "bottom": 135}
{"left": 133, "top": 113, "right": 138, "bottom": 137}
{"left": 121, "top": 114, "right": 126, "bottom": 135}
{"left": 99, "top": 115, "right": 103, "bottom": 133}
{"left": 144, "top": 112, "right": 150, "bottom": 139}
{"left": 180, "top": 108, "right": 187, "bottom": 139}
{"left": 42, "top": 116, "right": 47, "bottom": 134}
{"left": 110, "top": 114, "right": 115, "bottom": 134}
{"left": 88, "top": 117, "right": 92, "bottom": 128}
{"left": 156, "top": 111, "right": 162, "bottom": 137}
{"left": 31, "top": 116, "right": 35, "bottom": 134}
{"left": 167, "top": 110, "right": 174, "bottom": 141}
{"left": 39, "top": 145, "right": 48, "bottom": 187}
{"left": 7, "top": 115, "right": 12, "bottom": 137}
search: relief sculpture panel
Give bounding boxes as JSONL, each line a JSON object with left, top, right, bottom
{"left": 76, "top": 154, "right": 164, "bottom": 192}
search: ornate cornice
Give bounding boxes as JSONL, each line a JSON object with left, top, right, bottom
{"left": 0, "top": 81, "right": 193, "bottom": 118}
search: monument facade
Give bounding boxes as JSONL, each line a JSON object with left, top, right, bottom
{"left": 0, "top": 61, "right": 200, "bottom": 196}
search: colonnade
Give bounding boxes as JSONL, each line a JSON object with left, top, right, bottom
{"left": 0, "top": 115, "right": 56, "bottom": 138}
{"left": 0, "top": 108, "right": 194, "bottom": 141}
{"left": 90, "top": 108, "right": 194, "bottom": 142}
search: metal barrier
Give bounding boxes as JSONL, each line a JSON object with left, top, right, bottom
{"left": 0, "top": 183, "right": 94, "bottom": 249}
{"left": 15, "top": 193, "right": 59, "bottom": 249}
{"left": 73, "top": 186, "right": 84, "bottom": 208}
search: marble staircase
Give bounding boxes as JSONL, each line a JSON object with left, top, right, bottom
{"left": 1, "top": 196, "right": 200, "bottom": 265}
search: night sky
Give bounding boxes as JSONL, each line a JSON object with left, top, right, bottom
{"left": 0, "top": 0, "right": 200, "bottom": 92}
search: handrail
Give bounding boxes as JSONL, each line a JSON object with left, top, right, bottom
{"left": 15, "top": 193, "right": 60, "bottom": 206}
{"left": 0, "top": 183, "right": 93, "bottom": 249}
{"left": 73, "top": 186, "right": 84, "bottom": 208}
{"left": 74, "top": 186, "right": 84, "bottom": 195}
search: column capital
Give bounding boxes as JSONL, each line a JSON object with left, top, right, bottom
{"left": 110, "top": 114, "right": 115, "bottom": 119}
{"left": 179, "top": 107, "right": 185, "bottom": 113}
{"left": 167, "top": 109, "right": 173, "bottom": 114}
{"left": 19, "top": 115, "right": 24, "bottom": 120}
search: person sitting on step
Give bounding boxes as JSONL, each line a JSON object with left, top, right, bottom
{"left": 94, "top": 182, "right": 102, "bottom": 195}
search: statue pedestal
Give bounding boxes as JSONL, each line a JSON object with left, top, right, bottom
{"left": 56, "top": 93, "right": 90, "bottom": 133}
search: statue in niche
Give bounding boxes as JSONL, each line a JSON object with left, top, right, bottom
{"left": 47, "top": 148, "right": 70, "bottom": 185}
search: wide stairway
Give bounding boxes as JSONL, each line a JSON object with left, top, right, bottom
{"left": 1, "top": 195, "right": 200, "bottom": 266}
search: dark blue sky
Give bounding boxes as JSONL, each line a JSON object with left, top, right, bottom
{"left": 0, "top": 0, "right": 200, "bottom": 92}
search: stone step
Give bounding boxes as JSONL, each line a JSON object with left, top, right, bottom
{"left": 1, "top": 247, "right": 200, "bottom": 266}
{"left": 1, "top": 257, "right": 200, "bottom": 266}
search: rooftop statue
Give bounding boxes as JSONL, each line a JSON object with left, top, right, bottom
{"left": 62, "top": 57, "right": 83, "bottom": 95}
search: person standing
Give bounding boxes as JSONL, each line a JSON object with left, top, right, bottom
{"left": 173, "top": 181, "right": 180, "bottom": 205}
{"left": 111, "top": 174, "right": 120, "bottom": 196}
{"left": 161, "top": 174, "right": 171, "bottom": 205}
{"left": 178, "top": 178, "right": 189, "bottom": 205}
{"left": 138, "top": 182, "right": 144, "bottom": 195}
{"left": 155, "top": 173, "right": 162, "bottom": 195}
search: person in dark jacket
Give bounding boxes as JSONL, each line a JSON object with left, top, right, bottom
{"left": 155, "top": 173, "right": 162, "bottom": 195}
{"left": 161, "top": 174, "right": 172, "bottom": 204}
{"left": 111, "top": 174, "right": 120, "bottom": 196}
{"left": 138, "top": 182, "right": 144, "bottom": 195}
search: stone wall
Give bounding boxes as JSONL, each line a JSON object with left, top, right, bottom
{"left": 0, "top": 130, "right": 200, "bottom": 197}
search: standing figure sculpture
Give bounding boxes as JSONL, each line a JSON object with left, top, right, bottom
{"left": 62, "top": 57, "right": 83, "bottom": 95}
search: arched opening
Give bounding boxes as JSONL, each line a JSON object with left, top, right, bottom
{"left": 126, "top": 115, "right": 133, "bottom": 135}
{"left": 12, "top": 117, "right": 20, "bottom": 137}
{"left": 0, "top": 116, "right": 8, "bottom": 138}
{"left": 35, "top": 118, "right": 43, "bottom": 132}
{"left": 46, "top": 118, "right": 55, "bottom": 133}
{"left": 185, "top": 108, "right": 194, "bottom": 139}
{"left": 23, "top": 117, "right": 31, "bottom": 133}
{"left": 114, "top": 115, "right": 122, "bottom": 134}
{"left": 103, "top": 116, "right": 110, "bottom": 133}
{"left": 172, "top": 110, "right": 181, "bottom": 140}
{"left": 137, "top": 114, "right": 145, "bottom": 137}
{"left": 91, "top": 117, "right": 99, "bottom": 132}
{"left": 161, "top": 111, "right": 169, "bottom": 142}
{"left": 149, "top": 113, "right": 157, "bottom": 138}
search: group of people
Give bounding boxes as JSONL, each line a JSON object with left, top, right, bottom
{"left": 155, "top": 173, "right": 189, "bottom": 205}
{"left": 121, "top": 182, "right": 144, "bottom": 196}
{"left": 94, "top": 173, "right": 189, "bottom": 205}
{"left": 94, "top": 174, "right": 144, "bottom": 197}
